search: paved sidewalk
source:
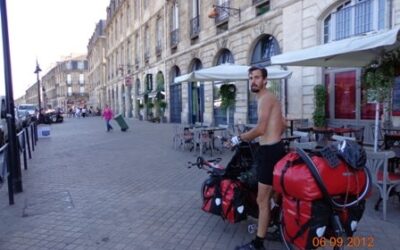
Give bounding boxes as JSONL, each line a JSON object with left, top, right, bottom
{"left": 0, "top": 117, "right": 399, "bottom": 250}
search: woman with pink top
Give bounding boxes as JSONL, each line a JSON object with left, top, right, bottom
{"left": 102, "top": 104, "right": 113, "bottom": 131}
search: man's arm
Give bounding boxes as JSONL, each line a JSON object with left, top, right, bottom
{"left": 240, "top": 96, "right": 271, "bottom": 142}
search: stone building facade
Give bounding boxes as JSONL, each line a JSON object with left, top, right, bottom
{"left": 85, "top": 0, "right": 399, "bottom": 130}
{"left": 100, "top": 0, "right": 289, "bottom": 125}
{"left": 24, "top": 82, "right": 39, "bottom": 107}
{"left": 40, "top": 55, "right": 89, "bottom": 111}
{"left": 87, "top": 20, "right": 107, "bottom": 111}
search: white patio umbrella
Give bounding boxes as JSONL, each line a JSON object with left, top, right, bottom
{"left": 271, "top": 27, "right": 400, "bottom": 151}
{"left": 174, "top": 63, "right": 292, "bottom": 84}
{"left": 173, "top": 63, "right": 292, "bottom": 127}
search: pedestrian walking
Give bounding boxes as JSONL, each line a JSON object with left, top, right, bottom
{"left": 232, "top": 66, "right": 286, "bottom": 250}
{"left": 102, "top": 104, "right": 113, "bottom": 132}
{"left": 75, "top": 107, "right": 81, "bottom": 118}
{"left": 82, "top": 107, "right": 87, "bottom": 118}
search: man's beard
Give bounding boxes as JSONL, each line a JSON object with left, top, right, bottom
{"left": 251, "top": 85, "right": 260, "bottom": 93}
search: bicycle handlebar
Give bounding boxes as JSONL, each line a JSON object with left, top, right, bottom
{"left": 187, "top": 157, "right": 222, "bottom": 169}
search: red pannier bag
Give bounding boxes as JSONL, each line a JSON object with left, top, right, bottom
{"left": 281, "top": 196, "right": 331, "bottom": 250}
{"left": 273, "top": 152, "right": 367, "bottom": 201}
{"left": 201, "top": 177, "right": 222, "bottom": 216}
{"left": 220, "top": 179, "right": 247, "bottom": 223}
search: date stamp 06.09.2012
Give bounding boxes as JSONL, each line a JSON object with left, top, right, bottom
{"left": 312, "top": 236, "right": 375, "bottom": 248}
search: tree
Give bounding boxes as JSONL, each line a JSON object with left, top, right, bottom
{"left": 363, "top": 48, "right": 400, "bottom": 151}
{"left": 312, "top": 84, "right": 327, "bottom": 128}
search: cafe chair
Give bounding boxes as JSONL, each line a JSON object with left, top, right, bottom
{"left": 192, "top": 128, "right": 211, "bottom": 155}
{"left": 172, "top": 125, "right": 183, "bottom": 150}
{"left": 347, "top": 125, "right": 365, "bottom": 146}
{"left": 366, "top": 150, "right": 400, "bottom": 220}
{"left": 293, "top": 141, "right": 317, "bottom": 151}
{"left": 293, "top": 130, "right": 311, "bottom": 142}
{"left": 370, "top": 124, "right": 385, "bottom": 149}
{"left": 331, "top": 134, "right": 356, "bottom": 142}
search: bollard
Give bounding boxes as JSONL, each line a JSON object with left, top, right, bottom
{"left": 34, "top": 122, "right": 38, "bottom": 143}
{"left": 17, "top": 131, "right": 27, "bottom": 170}
{"left": 25, "top": 126, "right": 31, "bottom": 159}
{"left": 30, "top": 124, "right": 35, "bottom": 151}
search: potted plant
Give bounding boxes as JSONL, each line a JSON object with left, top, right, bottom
{"left": 220, "top": 84, "right": 236, "bottom": 110}
{"left": 363, "top": 48, "right": 400, "bottom": 151}
{"left": 312, "top": 84, "right": 327, "bottom": 128}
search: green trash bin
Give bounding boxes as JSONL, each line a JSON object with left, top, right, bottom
{"left": 113, "top": 113, "right": 129, "bottom": 131}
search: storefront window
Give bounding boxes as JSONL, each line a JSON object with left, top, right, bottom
{"left": 334, "top": 71, "right": 356, "bottom": 119}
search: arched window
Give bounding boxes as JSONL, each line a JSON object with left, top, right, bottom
{"left": 251, "top": 35, "right": 280, "bottom": 67}
{"left": 170, "top": 66, "right": 182, "bottom": 123}
{"left": 189, "top": 58, "right": 204, "bottom": 124}
{"left": 214, "top": 49, "right": 234, "bottom": 126}
{"left": 323, "top": 0, "right": 388, "bottom": 43}
{"left": 216, "top": 49, "right": 234, "bottom": 65}
{"left": 249, "top": 34, "right": 282, "bottom": 124}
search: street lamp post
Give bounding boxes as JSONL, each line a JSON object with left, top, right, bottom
{"left": 0, "top": 0, "right": 23, "bottom": 202}
{"left": 34, "top": 61, "right": 42, "bottom": 110}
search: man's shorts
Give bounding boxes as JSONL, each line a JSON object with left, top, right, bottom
{"left": 257, "top": 141, "right": 286, "bottom": 185}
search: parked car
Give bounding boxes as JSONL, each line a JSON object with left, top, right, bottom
{"left": 17, "top": 104, "right": 37, "bottom": 116}
{"left": 46, "top": 109, "right": 63, "bottom": 123}
{"left": 16, "top": 109, "right": 32, "bottom": 128}
{"left": 37, "top": 109, "right": 63, "bottom": 124}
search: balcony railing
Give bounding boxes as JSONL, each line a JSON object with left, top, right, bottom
{"left": 328, "top": 0, "right": 385, "bottom": 42}
{"left": 190, "top": 15, "right": 200, "bottom": 39}
{"left": 170, "top": 29, "right": 179, "bottom": 48}
{"left": 215, "top": 1, "right": 230, "bottom": 25}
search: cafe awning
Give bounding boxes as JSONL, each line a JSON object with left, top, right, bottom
{"left": 271, "top": 27, "right": 400, "bottom": 67}
{"left": 174, "top": 63, "right": 292, "bottom": 84}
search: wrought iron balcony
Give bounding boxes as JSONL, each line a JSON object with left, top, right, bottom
{"left": 327, "top": 0, "right": 385, "bottom": 42}
{"left": 190, "top": 15, "right": 200, "bottom": 39}
{"left": 170, "top": 29, "right": 179, "bottom": 48}
{"left": 215, "top": 1, "right": 230, "bottom": 25}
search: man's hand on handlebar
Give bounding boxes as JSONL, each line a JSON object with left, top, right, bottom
{"left": 230, "top": 135, "right": 241, "bottom": 146}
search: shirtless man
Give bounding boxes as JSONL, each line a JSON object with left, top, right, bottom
{"left": 233, "top": 66, "right": 286, "bottom": 250}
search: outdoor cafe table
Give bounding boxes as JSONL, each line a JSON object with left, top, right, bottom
{"left": 285, "top": 117, "right": 307, "bottom": 135}
{"left": 298, "top": 127, "right": 357, "bottom": 146}
{"left": 382, "top": 126, "right": 400, "bottom": 135}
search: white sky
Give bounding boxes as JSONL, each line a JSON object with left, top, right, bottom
{"left": 0, "top": 0, "right": 110, "bottom": 99}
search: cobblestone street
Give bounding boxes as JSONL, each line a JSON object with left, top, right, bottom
{"left": 0, "top": 117, "right": 399, "bottom": 250}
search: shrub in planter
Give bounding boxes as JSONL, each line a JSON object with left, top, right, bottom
{"left": 220, "top": 84, "right": 236, "bottom": 110}
{"left": 312, "top": 84, "right": 327, "bottom": 128}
